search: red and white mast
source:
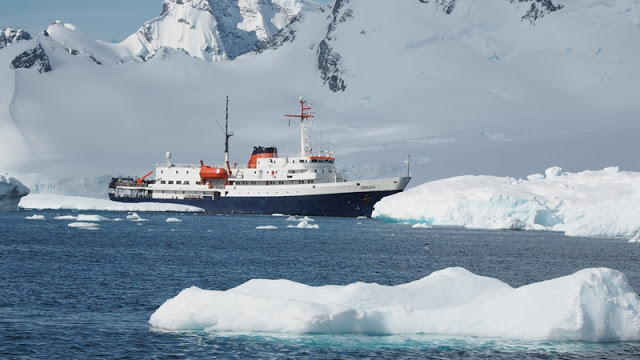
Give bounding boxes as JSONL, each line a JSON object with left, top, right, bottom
{"left": 285, "top": 97, "right": 314, "bottom": 157}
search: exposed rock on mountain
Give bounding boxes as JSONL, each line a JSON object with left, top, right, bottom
{"left": 10, "top": 43, "right": 52, "bottom": 73}
{"left": 1, "top": 28, "right": 32, "bottom": 49}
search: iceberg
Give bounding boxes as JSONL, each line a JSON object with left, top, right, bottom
{"left": 19, "top": 193, "right": 203, "bottom": 213}
{"left": 149, "top": 267, "right": 640, "bottom": 342}
{"left": 0, "top": 174, "right": 30, "bottom": 211}
{"left": 68, "top": 222, "right": 100, "bottom": 230}
{"left": 373, "top": 167, "right": 640, "bottom": 238}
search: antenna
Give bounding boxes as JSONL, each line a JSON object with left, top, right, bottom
{"left": 224, "top": 96, "right": 233, "bottom": 174}
{"left": 285, "top": 97, "right": 314, "bottom": 157}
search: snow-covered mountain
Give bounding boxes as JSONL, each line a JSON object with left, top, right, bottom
{"left": 111, "top": 0, "right": 314, "bottom": 61}
{"left": 1, "top": 0, "right": 639, "bottom": 193}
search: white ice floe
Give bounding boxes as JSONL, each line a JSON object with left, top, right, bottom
{"left": 374, "top": 167, "right": 640, "bottom": 238}
{"left": 68, "top": 222, "right": 100, "bottom": 230}
{"left": 0, "top": 174, "right": 30, "bottom": 211}
{"left": 127, "top": 212, "right": 147, "bottom": 222}
{"left": 287, "top": 219, "right": 319, "bottom": 229}
{"left": 412, "top": 223, "right": 432, "bottom": 229}
{"left": 77, "top": 214, "right": 109, "bottom": 222}
{"left": 256, "top": 225, "right": 279, "bottom": 230}
{"left": 25, "top": 214, "right": 45, "bottom": 220}
{"left": 149, "top": 267, "right": 640, "bottom": 342}
{"left": 166, "top": 217, "right": 182, "bottom": 222}
{"left": 54, "top": 215, "right": 77, "bottom": 220}
{"left": 286, "top": 216, "right": 300, "bottom": 222}
{"left": 19, "top": 194, "right": 203, "bottom": 213}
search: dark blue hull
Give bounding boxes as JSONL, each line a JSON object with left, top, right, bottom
{"left": 108, "top": 190, "right": 400, "bottom": 217}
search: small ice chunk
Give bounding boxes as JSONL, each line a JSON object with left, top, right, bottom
{"left": 256, "top": 225, "right": 279, "bottom": 230}
{"left": 412, "top": 223, "right": 432, "bottom": 229}
{"left": 545, "top": 166, "right": 562, "bottom": 178}
{"left": 25, "top": 214, "right": 45, "bottom": 220}
{"left": 68, "top": 222, "right": 99, "bottom": 230}
{"left": 287, "top": 219, "right": 319, "bottom": 229}
{"left": 77, "top": 214, "right": 109, "bottom": 221}
{"left": 166, "top": 217, "right": 182, "bottom": 222}
{"left": 127, "top": 212, "right": 147, "bottom": 221}
{"left": 54, "top": 215, "right": 77, "bottom": 220}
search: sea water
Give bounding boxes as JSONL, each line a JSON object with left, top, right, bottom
{"left": 1, "top": 210, "right": 639, "bottom": 359}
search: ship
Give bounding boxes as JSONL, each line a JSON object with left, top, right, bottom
{"left": 108, "top": 97, "right": 411, "bottom": 217}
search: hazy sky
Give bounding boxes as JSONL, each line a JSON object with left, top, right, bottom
{"left": 0, "top": 0, "right": 160, "bottom": 43}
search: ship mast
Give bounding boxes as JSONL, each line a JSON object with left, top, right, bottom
{"left": 224, "top": 96, "right": 233, "bottom": 174}
{"left": 285, "top": 97, "right": 314, "bottom": 157}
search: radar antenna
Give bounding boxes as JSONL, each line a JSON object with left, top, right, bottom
{"left": 285, "top": 97, "right": 314, "bottom": 157}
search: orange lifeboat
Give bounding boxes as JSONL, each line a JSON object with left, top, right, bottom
{"left": 199, "top": 161, "right": 228, "bottom": 180}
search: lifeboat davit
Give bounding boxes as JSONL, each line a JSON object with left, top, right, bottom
{"left": 247, "top": 146, "right": 278, "bottom": 168}
{"left": 200, "top": 161, "right": 228, "bottom": 180}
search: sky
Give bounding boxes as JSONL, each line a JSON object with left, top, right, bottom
{"left": 0, "top": 0, "right": 160, "bottom": 42}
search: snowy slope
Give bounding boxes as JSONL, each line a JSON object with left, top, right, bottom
{"left": 0, "top": 0, "right": 638, "bottom": 191}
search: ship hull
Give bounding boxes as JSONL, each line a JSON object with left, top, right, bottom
{"left": 109, "top": 189, "right": 401, "bottom": 217}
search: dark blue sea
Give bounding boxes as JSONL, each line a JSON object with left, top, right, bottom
{"left": 1, "top": 209, "right": 639, "bottom": 359}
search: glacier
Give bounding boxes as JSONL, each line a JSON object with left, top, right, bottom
{"left": 149, "top": 266, "right": 640, "bottom": 342}
{"left": 373, "top": 166, "right": 640, "bottom": 239}
{"left": 0, "top": 173, "right": 30, "bottom": 211}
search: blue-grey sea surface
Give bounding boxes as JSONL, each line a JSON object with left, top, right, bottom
{"left": 1, "top": 210, "right": 639, "bottom": 359}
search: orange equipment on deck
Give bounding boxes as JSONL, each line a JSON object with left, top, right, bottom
{"left": 136, "top": 171, "right": 153, "bottom": 184}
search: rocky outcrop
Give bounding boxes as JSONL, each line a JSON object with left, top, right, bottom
{"left": 10, "top": 43, "right": 52, "bottom": 73}
{"left": 515, "top": 0, "right": 564, "bottom": 23}
{"left": 417, "top": 0, "right": 564, "bottom": 22}
{"left": 316, "top": 0, "right": 351, "bottom": 92}
{"left": 0, "top": 28, "right": 32, "bottom": 50}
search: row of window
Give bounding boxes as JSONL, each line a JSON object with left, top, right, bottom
{"left": 160, "top": 169, "right": 191, "bottom": 175}
{"left": 160, "top": 180, "right": 190, "bottom": 185}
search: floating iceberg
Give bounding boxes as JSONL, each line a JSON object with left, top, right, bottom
{"left": 19, "top": 193, "right": 203, "bottom": 213}
{"left": 77, "top": 214, "right": 109, "bottom": 222}
{"left": 373, "top": 167, "right": 640, "bottom": 238}
{"left": 166, "top": 217, "right": 182, "bottom": 223}
{"left": 126, "top": 212, "right": 147, "bottom": 221}
{"left": 149, "top": 267, "right": 640, "bottom": 342}
{"left": 68, "top": 222, "right": 100, "bottom": 230}
{"left": 256, "top": 225, "right": 278, "bottom": 230}
{"left": 287, "top": 218, "right": 319, "bottom": 229}
{"left": 54, "top": 215, "right": 77, "bottom": 220}
{"left": 25, "top": 214, "right": 45, "bottom": 220}
{"left": 0, "top": 174, "right": 30, "bottom": 211}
